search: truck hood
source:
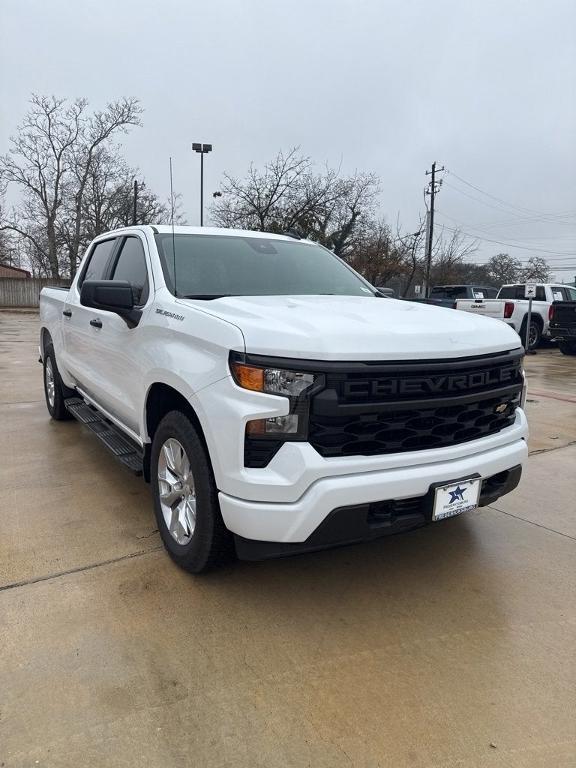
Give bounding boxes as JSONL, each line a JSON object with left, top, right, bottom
{"left": 179, "top": 295, "right": 522, "bottom": 361}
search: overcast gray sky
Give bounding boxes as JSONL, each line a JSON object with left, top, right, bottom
{"left": 1, "top": 0, "right": 575, "bottom": 280}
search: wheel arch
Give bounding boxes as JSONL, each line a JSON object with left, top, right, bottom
{"left": 40, "top": 327, "right": 52, "bottom": 359}
{"left": 521, "top": 313, "right": 543, "bottom": 330}
{"left": 143, "top": 381, "right": 211, "bottom": 483}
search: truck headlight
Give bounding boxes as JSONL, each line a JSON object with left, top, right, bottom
{"left": 230, "top": 358, "right": 317, "bottom": 440}
{"left": 230, "top": 362, "right": 315, "bottom": 398}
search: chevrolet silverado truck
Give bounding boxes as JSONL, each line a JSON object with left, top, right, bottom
{"left": 456, "top": 283, "right": 576, "bottom": 349}
{"left": 39, "top": 226, "right": 528, "bottom": 572}
{"left": 549, "top": 300, "right": 576, "bottom": 355}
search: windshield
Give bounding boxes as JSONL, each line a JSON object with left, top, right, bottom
{"left": 154, "top": 234, "right": 376, "bottom": 298}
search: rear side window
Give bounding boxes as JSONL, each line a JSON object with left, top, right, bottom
{"left": 111, "top": 237, "right": 149, "bottom": 305}
{"left": 498, "top": 285, "right": 545, "bottom": 300}
{"left": 80, "top": 239, "right": 117, "bottom": 285}
{"left": 430, "top": 286, "right": 468, "bottom": 299}
{"left": 565, "top": 287, "right": 576, "bottom": 301}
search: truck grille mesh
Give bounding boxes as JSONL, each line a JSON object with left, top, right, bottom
{"left": 308, "top": 351, "right": 523, "bottom": 458}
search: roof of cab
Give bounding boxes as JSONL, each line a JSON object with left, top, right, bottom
{"left": 112, "top": 225, "right": 307, "bottom": 242}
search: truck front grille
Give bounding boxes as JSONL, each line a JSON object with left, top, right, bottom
{"left": 308, "top": 350, "right": 523, "bottom": 458}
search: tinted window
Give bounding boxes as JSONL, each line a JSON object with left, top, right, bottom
{"left": 498, "top": 285, "right": 545, "bottom": 300}
{"left": 81, "top": 239, "right": 116, "bottom": 285}
{"left": 477, "top": 287, "right": 498, "bottom": 298}
{"left": 554, "top": 287, "right": 576, "bottom": 301}
{"left": 154, "top": 234, "right": 376, "bottom": 298}
{"left": 430, "top": 286, "right": 469, "bottom": 299}
{"left": 111, "top": 237, "right": 149, "bottom": 305}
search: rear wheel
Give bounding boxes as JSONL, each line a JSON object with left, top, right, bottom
{"left": 558, "top": 340, "right": 576, "bottom": 356}
{"left": 43, "top": 345, "right": 74, "bottom": 420}
{"left": 151, "top": 411, "right": 233, "bottom": 573}
{"left": 520, "top": 318, "right": 541, "bottom": 350}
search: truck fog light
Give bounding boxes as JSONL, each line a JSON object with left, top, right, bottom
{"left": 247, "top": 414, "right": 299, "bottom": 435}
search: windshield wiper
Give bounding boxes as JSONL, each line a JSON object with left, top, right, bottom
{"left": 179, "top": 294, "right": 232, "bottom": 300}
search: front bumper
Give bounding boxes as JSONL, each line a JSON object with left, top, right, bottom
{"left": 219, "top": 433, "right": 528, "bottom": 545}
{"left": 233, "top": 465, "right": 522, "bottom": 560}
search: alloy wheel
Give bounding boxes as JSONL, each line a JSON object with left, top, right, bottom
{"left": 45, "top": 357, "right": 56, "bottom": 408}
{"left": 157, "top": 438, "right": 196, "bottom": 545}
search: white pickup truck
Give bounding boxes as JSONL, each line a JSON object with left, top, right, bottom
{"left": 456, "top": 283, "right": 576, "bottom": 349}
{"left": 39, "top": 226, "right": 528, "bottom": 572}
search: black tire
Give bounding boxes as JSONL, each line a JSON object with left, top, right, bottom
{"left": 151, "top": 410, "right": 233, "bottom": 573}
{"left": 520, "top": 318, "right": 542, "bottom": 350}
{"left": 558, "top": 340, "right": 576, "bottom": 356}
{"left": 43, "top": 344, "right": 74, "bottom": 420}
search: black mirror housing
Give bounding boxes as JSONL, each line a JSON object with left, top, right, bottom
{"left": 80, "top": 280, "right": 135, "bottom": 312}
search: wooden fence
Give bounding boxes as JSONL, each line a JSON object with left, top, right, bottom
{"left": 0, "top": 278, "right": 71, "bottom": 308}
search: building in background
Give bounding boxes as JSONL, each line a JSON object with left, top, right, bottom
{"left": 0, "top": 263, "right": 31, "bottom": 278}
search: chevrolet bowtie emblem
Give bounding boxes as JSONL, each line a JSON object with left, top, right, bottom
{"left": 494, "top": 403, "right": 509, "bottom": 414}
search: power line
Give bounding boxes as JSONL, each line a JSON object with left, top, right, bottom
{"left": 447, "top": 170, "right": 575, "bottom": 218}
{"left": 443, "top": 178, "right": 576, "bottom": 227}
{"left": 436, "top": 210, "right": 576, "bottom": 243}
{"left": 436, "top": 222, "right": 576, "bottom": 258}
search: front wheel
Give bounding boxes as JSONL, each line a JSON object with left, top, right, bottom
{"left": 558, "top": 340, "right": 576, "bottom": 356}
{"left": 151, "top": 411, "right": 233, "bottom": 573}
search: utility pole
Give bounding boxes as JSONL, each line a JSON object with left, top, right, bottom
{"left": 424, "top": 162, "right": 444, "bottom": 297}
{"left": 132, "top": 179, "right": 138, "bottom": 225}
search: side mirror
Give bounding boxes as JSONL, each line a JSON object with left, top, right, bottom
{"left": 80, "top": 280, "right": 141, "bottom": 327}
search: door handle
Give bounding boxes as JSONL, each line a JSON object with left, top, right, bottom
{"left": 62, "top": 310, "right": 72, "bottom": 318}
{"left": 90, "top": 318, "right": 103, "bottom": 329}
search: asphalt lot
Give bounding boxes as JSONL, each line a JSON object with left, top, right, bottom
{"left": 1, "top": 310, "right": 575, "bottom": 768}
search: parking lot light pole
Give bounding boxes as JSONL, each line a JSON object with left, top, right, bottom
{"left": 192, "top": 143, "right": 213, "bottom": 226}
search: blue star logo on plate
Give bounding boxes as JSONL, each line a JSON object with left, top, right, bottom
{"left": 448, "top": 485, "right": 466, "bottom": 504}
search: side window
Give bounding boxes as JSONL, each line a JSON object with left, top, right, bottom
{"left": 111, "top": 237, "right": 149, "bottom": 305}
{"left": 80, "top": 239, "right": 117, "bottom": 286}
{"left": 535, "top": 286, "right": 546, "bottom": 301}
{"left": 498, "top": 286, "right": 515, "bottom": 299}
{"left": 567, "top": 287, "right": 576, "bottom": 301}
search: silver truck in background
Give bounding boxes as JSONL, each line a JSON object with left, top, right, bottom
{"left": 456, "top": 283, "right": 576, "bottom": 349}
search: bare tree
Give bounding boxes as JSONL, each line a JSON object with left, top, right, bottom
{"left": 485, "top": 253, "right": 522, "bottom": 286}
{"left": 212, "top": 148, "right": 313, "bottom": 231}
{"left": 347, "top": 219, "right": 408, "bottom": 285}
{"left": 520, "top": 256, "right": 551, "bottom": 282}
{"left": 211, "top": 149, "right": 379, "bottom": 256}
{"left": 429, "top": 228, "right": 478, "bottom": 284}
{"left": 66, "top": 98, "right": 142, "bottom": 275}
{"left": 0, "top": 95, "right": 142, "bottom": 277}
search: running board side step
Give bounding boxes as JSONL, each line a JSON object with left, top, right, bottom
{"left": 64, "top": 397, "right": 143, "bottom": 475}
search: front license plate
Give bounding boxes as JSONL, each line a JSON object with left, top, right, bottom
{"left": 433, "top": 478, "right": 481, "bottom": 521}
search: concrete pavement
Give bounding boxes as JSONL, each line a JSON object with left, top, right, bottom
{"left": 1, "top": 311, "right": 575, "bottom": 767}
